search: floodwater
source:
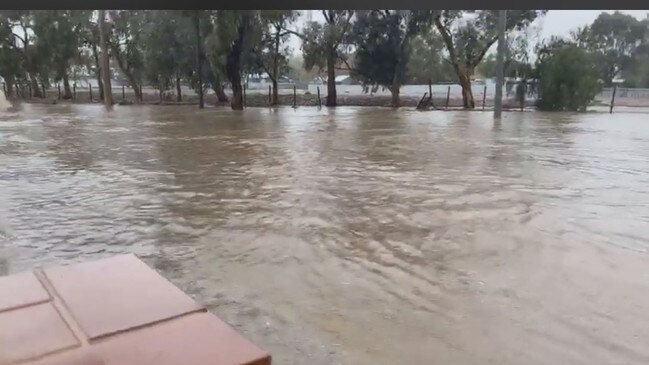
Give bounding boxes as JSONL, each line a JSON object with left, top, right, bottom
{"left": 1, "top": 104, "right": 649, "bottom": 364}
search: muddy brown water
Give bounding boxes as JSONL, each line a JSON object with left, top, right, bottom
{"left": 1, "top": 104, "right": 648, "bottom": 364}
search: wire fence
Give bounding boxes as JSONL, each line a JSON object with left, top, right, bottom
{"left": 5, "top": 80, "right": 649, "bottom": 110}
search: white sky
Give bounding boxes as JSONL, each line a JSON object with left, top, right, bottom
{"left": 287, "top": 10, "right": 649, "bottom": 55}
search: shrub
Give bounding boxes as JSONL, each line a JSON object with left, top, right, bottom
{"left": 537, "top": 44, "right": 601, "bottom": 111}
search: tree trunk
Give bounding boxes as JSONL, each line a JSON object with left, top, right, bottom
{"left": 97, "top": 73, "right": 104, "bottom": 101}
{"left": 30, "top": 76, "right": 43, "bottom": 98}
{"left": 390, "top": 60, "right": 402, "bottom": 108}
{"left": 271, "top": 31, "right": 280, "bottom": 105}
{"left": 326, "top": 51, "right": 336, "bottom": 107}
{"left": 98, "top": 10, "right": 113, "bottom": 108}
{"left": 112, "top": 51, "right": 142, "bottom": 104}
{"left": 390, "top": 85, "right": 400, "bottom": 108}
{"left": 213, "top": 79, "right": 228, "bottom": 102}
{"left": 195, "top": 15, "right": 204, "bottom": 109}
{"left": 458, "top": 73, "right": 475, "bottom": 109}
{"left": 225, "top": 15, "right": 247, "bottom": 110}
{"left": 230, "top": 75, "right": 243, "bottom": 110}
{"left": 91, "top": 44, "right": 104, "bottom": 101}
{"left": 23, "top": 26, "right": 42, "bottom": 99}
{"left": 272, "top": 79, "right": 278, "bottom": 105}
{"left": 4, "top": 76, "right": 14, "bottom": 97}
{"left": 62, "top": 73, "right": 73, "bottom": 99}
{"left": 176, "top": 76, "right": 182, "bottom": 102}
{"left": 134, "top": 82, "right": 142, "bottom": 103}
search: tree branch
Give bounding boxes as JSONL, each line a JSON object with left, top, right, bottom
{"left": 322, "top": 10, "right": 331, "bottom": 23}
{"left": 11, "top": 33, "right": 25, "bottom": 44}
{"left": 434, "top": 16, "right": 457, "bottom": 65}
{"left": 285, "top": 29, "right": 305, "bottom": 40}
{"left": 472, "top": 36, "right": 499, "bottom": 68}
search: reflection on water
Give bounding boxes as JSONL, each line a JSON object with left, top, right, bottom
{"left": 1, "top": 104, "right": 649, "bottom": 364}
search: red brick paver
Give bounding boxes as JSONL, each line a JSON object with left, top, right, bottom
{"left": 0, "top": 254, "right": 271, "bottom": 365}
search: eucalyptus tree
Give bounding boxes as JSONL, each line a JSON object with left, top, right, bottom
{"left": 434, "top": 10, "right": 545, "bottom": 108}
{"left": 256, "top": 10, "right": 298, "bottom": 105}
{"left": 300, "top": 10, "right": 354, "bottom": 107}
{"left": 0, "top": 15, "right": 24, "bottom": 97}
{"left": 32, "top": 10, "right": 86, "bottom": 99}
{"left": 351, "top": 10, "right": 433, "bottom": 107}
{"left": 109, "top": 10, "right": 146, "bottom": 102}
{"left": 207, "top": 10, "right": 262, "bottom": 110}
{"left": 574, "top": 11, "right": 647, "bottom": 86}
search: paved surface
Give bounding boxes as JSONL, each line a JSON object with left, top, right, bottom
{"left": 0, "top": 254, "right": 270, "bottom": 365}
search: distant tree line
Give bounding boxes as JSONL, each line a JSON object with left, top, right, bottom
{"left": 1, "top": 10, "right": 647, "bottom": 111}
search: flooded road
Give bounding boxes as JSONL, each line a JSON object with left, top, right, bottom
{"left": 1, "top": 104, "right": 649, "bottom": 364}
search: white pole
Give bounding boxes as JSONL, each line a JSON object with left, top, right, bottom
{"left": 494, "top": 10, "right": 507, "bottom": 118}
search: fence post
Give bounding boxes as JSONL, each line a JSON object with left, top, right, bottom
{"left": 122, "top": 85, "right": 125, "bottom": 101}
{"left": 16, "top": 84, "right": 20, "bottom": 98}
{"left": 28, "top": 84, "right": 32, "bottom": 99}
{"left": 89, "top": 84, "right": 93, "bottom": 102}
{"left": 57, "top": 83, "right": 61, "bottom": 99}
{"left": 609, "top": 84, "right": 617, "bottom": 114}
{"left": 42, "top": 84, "right": 46, "bottom": 99}
{"left": 293, "top": 85, "right": 297, "bottom": 108}
{"left": 268, "top": 85, "right": 271, "bottom": 106}
{"left": 482, "top": 85, "right": 487, "bottom": 110}
{"left": 445, "top": 86, "right": 451, "bottom": 109}
{"left": 73, "top": 83, "right": 76, "bottom": 100}
{"left": 317, "top": 86, "right": 321, "bottom": 108}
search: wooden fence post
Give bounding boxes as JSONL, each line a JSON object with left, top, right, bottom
{"left": 445, "top": 86, "right": 451, "bottom": 109}
{"left": 317, "top": 86, "right": 321, "bottom": 108}
{"left": 482, "top": 85, "right": 487, "bottom": 110}
{"left": 243, "top": 83, "right": 246, "bottom": 108}
{"left": 89, "top": 84, "right": 93, "bottom": 102}
{"left": 268, "top": 85, "right": 271, "bottom": 106}
{"left": 609, "top": 85, "right": 617, "bottom": 114}
{"left": 57, "top": 83, "right": 61, "bottom": 99}
{"left": 73, "top": 83, "right": 76, "bottom": 100}
{"left": 122, "top": 85, "right": 125, "bottom": 101}
{"left": 293, "top": 85, "right": 297, "bottom": 108}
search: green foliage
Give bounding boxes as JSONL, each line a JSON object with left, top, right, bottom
{"left": 406, "top": 27, "right": 454, "bottom": 83}
{"left": 574, "top": 11, "right": 647, "bottom": 86}
{"left": 301, "top": 10, "right": 353, "bottom": 72}
{"left": 351, "top": 10, "right": 432, "bottom": 93}
{"left": 435, "top": 10, "right": 545, "bottom": 108}
{"left": 32, "top": 11, "right": 85, "bottom": 81}
{"left": 110, "top": 10, "right": 146, "bottom": 87}
{"left": 537, "top": 41, "right": 601, "bottom": 111}
{"left": 0, "top": 17, "right": 23, "bottom": 87}
{"left": 256, "top": 11, "right": 298, "bottom": 80}
{"left": 624, "top": 53, "right": 649, "bottom": 87}
{"left": 141, "top": 10, "right": 194, "bottom": 88}
{"left": 206, "top": 10, "right": 262, "bottom": 75}
{"left": 436, "top": 10, "right": 544, "bottom": 73}
{"left": 206, "top": 11, "right": 263, "bottom": 109}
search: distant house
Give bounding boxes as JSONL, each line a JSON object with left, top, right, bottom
{"left": 335, "top": 75, "right": 353, "bottom": 85}
{"left": 245, "top": 73, "right": 294, "bottom": 90}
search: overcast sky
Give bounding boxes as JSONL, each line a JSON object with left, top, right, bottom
{"left": 288, "top": 10, "right": 649, "bottom": 54}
